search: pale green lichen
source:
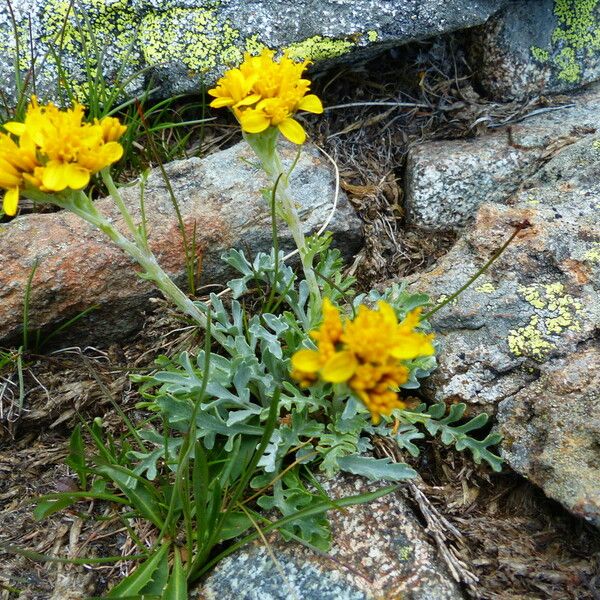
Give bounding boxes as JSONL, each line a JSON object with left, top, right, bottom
{"left": 397, "top": 545, "right": 412, "bottom": 561}
{"left": 285, "top": 35, "right": 355, "bottom": 61}
{"left": 531, "top": 0, "right": 600, "bottom": 84}
{"left": 435, "top": 294, "right": 458, "bottom": 307}
{"left": 530, "top": 46, "right": 550, "bottom": 62}
{"left": 508, "top": 282, "right": 582, "bottom": 360}
{"left": 518, "top": 284, "right": 546, "bottom": 310}
{"left": 508, "top": 315, "right": 555, "bottom": 361}
{"left": 140, "top": 7, "right": 243, "bottom": 74}
{"left": 4, "top": 0, "right": 143, "bottom": 102}
{"left": 583, "top": 242, "right": 600, "bottom": 262}
{"left": 244, "top": 34, "right": 266, "bottom": 57}
{"left": 592, "top": 139, "right": 600, "bottom": 150}
{"left": 475, "top": 282, "right": 496, "bottom": 293}
{"left": 555, "top": 46, "right": 581, "bottom": 82}
{"left": 1, "top": 1, "right": 374, "bottom": 101}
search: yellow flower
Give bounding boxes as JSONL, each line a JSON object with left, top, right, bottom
{"left": 291, "top": 298, "right": 353, "bottom": 386}
{"left": 0, "top": 126, "right": 40, "bottom": 215}
{"left": 290, "top": 300, "right": 435, "bottom": 423}
{"left": 208, "top": 48, "right": 323, "bottom": 144}
{"left": 0, "top": 98, "right": 126, "bottom": 214}
{"left": 343, "top": 302, "right": 435, "bottom": 363}
{"left": 208, "top": 68, "right": 261, "bottom": 108}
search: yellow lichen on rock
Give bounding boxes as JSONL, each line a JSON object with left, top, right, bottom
{"left": 140, "top": 8, "right": 243, "bottom": 73}
{"left": 508, "top": 282, "right": 582, "bottom": 360}
{"left": 475, "top": 282, "right": 496, "bottom": 293}
{"left": 284, "top": 31, "right": 378, "bottom": 62}
{"left": 583, "top": 242, "right": 600, "bottom": 263}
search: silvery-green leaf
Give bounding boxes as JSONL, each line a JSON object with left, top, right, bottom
{"left": 337, "top": 455, "right": 417, "bottom": 481}
{"left": 227, "top": 409, "right": 258, "bottom": 426}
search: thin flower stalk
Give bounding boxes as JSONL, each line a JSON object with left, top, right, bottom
{"left": 208, "top": 49, "right": 324, "bottom": 320}
{"left": 243, "top": 127, "right": 322, "bottom": 319}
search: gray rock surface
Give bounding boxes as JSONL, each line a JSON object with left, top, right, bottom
{"left": 0, "top": 0, "right": 509, "bottom": 104}
{"left": 470, "top": 0, "right": 600, "bottom": 100}
{"left": 497, "top": 345, "right": 600, "bottom": 527}
{"left": 408, "top": 132, "right": 599, "bottom": 524}
{"left": 0, "top": 142, "right": 361, "bottom": 346}
{"left": 405, "top": 82, "right": 600, "bottom": 230}
{"left": 197, "top": 475, "right": 464, "bottom": 600}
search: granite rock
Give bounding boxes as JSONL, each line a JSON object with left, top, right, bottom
{"left": 470, "top": 0, "right": 600, "bottom": 100}
{"left": 497, "top": 345, "right": 600, "bottom": 527}
{"left": 407, "top": 133, "right": 599, "bottom": 524}
{"left": 0, "top": 0, "right": 510, "bottom": 104}
{"left": 196, "top": 474, "right": 464, "bottom": 600}
{"left": 405, "top": 82, "right": 600, "bottom": 231}
{"left": 0, "top": 142, "right": 361, "bottom": 346}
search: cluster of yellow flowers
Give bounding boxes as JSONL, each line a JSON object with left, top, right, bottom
{"left": 291, "top": 299, "right": 435, "bottom": 423}
{"left": 208, "top": 48, "right": 323, "bottom": 144}
{"left": 0, "top": 97, "right": 127, "bottom": 216}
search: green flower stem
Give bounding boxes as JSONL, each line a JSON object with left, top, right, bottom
{"left": 24, "top": 188, "right": 227, "bottom": 348}
{"left": 243, "top": 130, "right": 322, "bottom": 319}
{"left": 100, "top": 168, "right": 145, "bottom": 248}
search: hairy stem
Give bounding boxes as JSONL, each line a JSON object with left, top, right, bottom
{"left": 243, "top": 130, "right": 322, "bottom": 321}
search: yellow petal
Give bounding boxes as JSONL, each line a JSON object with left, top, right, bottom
{"left": 238, "top": 110, "right": 270, "bottom": 134}
{"left": 234, "top": 93, "right": 262, "bottom": 107}
{"left": 3, "top": 188, "right": 19, "bottom": 216}
{"left": 64, "top": 163, "right": 90, "bottom": 189}
{"left": 377, "top": 301, "right": 398, "bottom": 327}
{"left": 278, "top": 117, "right": 306, "bottom": 145}
{"left": 321, "top": 350, "right": 357, "bottom": 383}
{"left": 291, "top": 349, "right": 322, "bottom": 373}
{"left": 3, "top": 122, "right": 26, "bottom": 136}
{"left": 391, "top": 333, "right": 435, "bottom": 360}
{"left": 298, "top": 94, "right": 323, "bottom": 114}
{"left": 42, "top": 162, "right": 70, "bottom": 191}
{"left": 399, "top": 308, "right": 423, "bottom": 331}
{"left": 101, "top": 141, "right": 124, "bottom": 165}
{"left": 41, "top": 163, "right": 63, "bottom": 191}
{"left": 210, "top": 97, "right": 235, "bottom": 108}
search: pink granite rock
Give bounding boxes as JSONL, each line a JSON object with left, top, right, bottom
{"left": 0, "top": 143, "right": 361, "bottom": 346}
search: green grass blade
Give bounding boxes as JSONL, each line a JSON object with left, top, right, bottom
{"left": 105, "top": 542, "right": 170, "bottom": 598}
{"left": 163, "top": 547, "right": 188, "bottom": 600}
{"left": 22, "top": 259, "right": 38, "bottom": 352}
{"left": 65, "top": 424, "right": 88, "bottom": 490}
{"left": 229, "top": 388, "right": 281, "bottom": 507}
{"left": 1, "top": 543, "right": 145, "bottom": 565}
{"left": 33, "top": 491, "right": 129, "bottom": 520}
{"left": 40, "top": 304, "right": 99, "bottom": 349}
{"left": 193, "top": 440, "right": 209, "bottom": 547}
{"left": 96, "top": 464, "right": 165, "bottom": 529}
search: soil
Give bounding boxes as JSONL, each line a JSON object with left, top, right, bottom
{"left": 2, "top": 33, "right": 599, "bottom": 600}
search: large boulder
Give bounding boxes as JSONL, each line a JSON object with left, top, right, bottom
{"left": 405, "top": 81, "right": 600, "bottom": 231}
{"left": 0, "top": 142, "right": 361, "bottom": 346}
{"left": 470, "top": 0, "right": 600, "bottom": 100}
{"left": 197, "top": 475, "right": 464, "bottom": 600}
{"left": 497, "top": 345, "right": 600, "bottom": 528}
{"left": 408, "top": 132, "right": 600, "bottom": 525}
{"left": 0, "top": 0, "right": 510, "bottom": 104}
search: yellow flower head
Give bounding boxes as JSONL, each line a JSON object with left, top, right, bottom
{"left": 291, "top": 300, "right": 435, "bottom": 423}
{"left": 208, "top": 48, "right": 323, "bottom": 144}
{"left": 0, "top": 97, "right": 126, "bottom": 216}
